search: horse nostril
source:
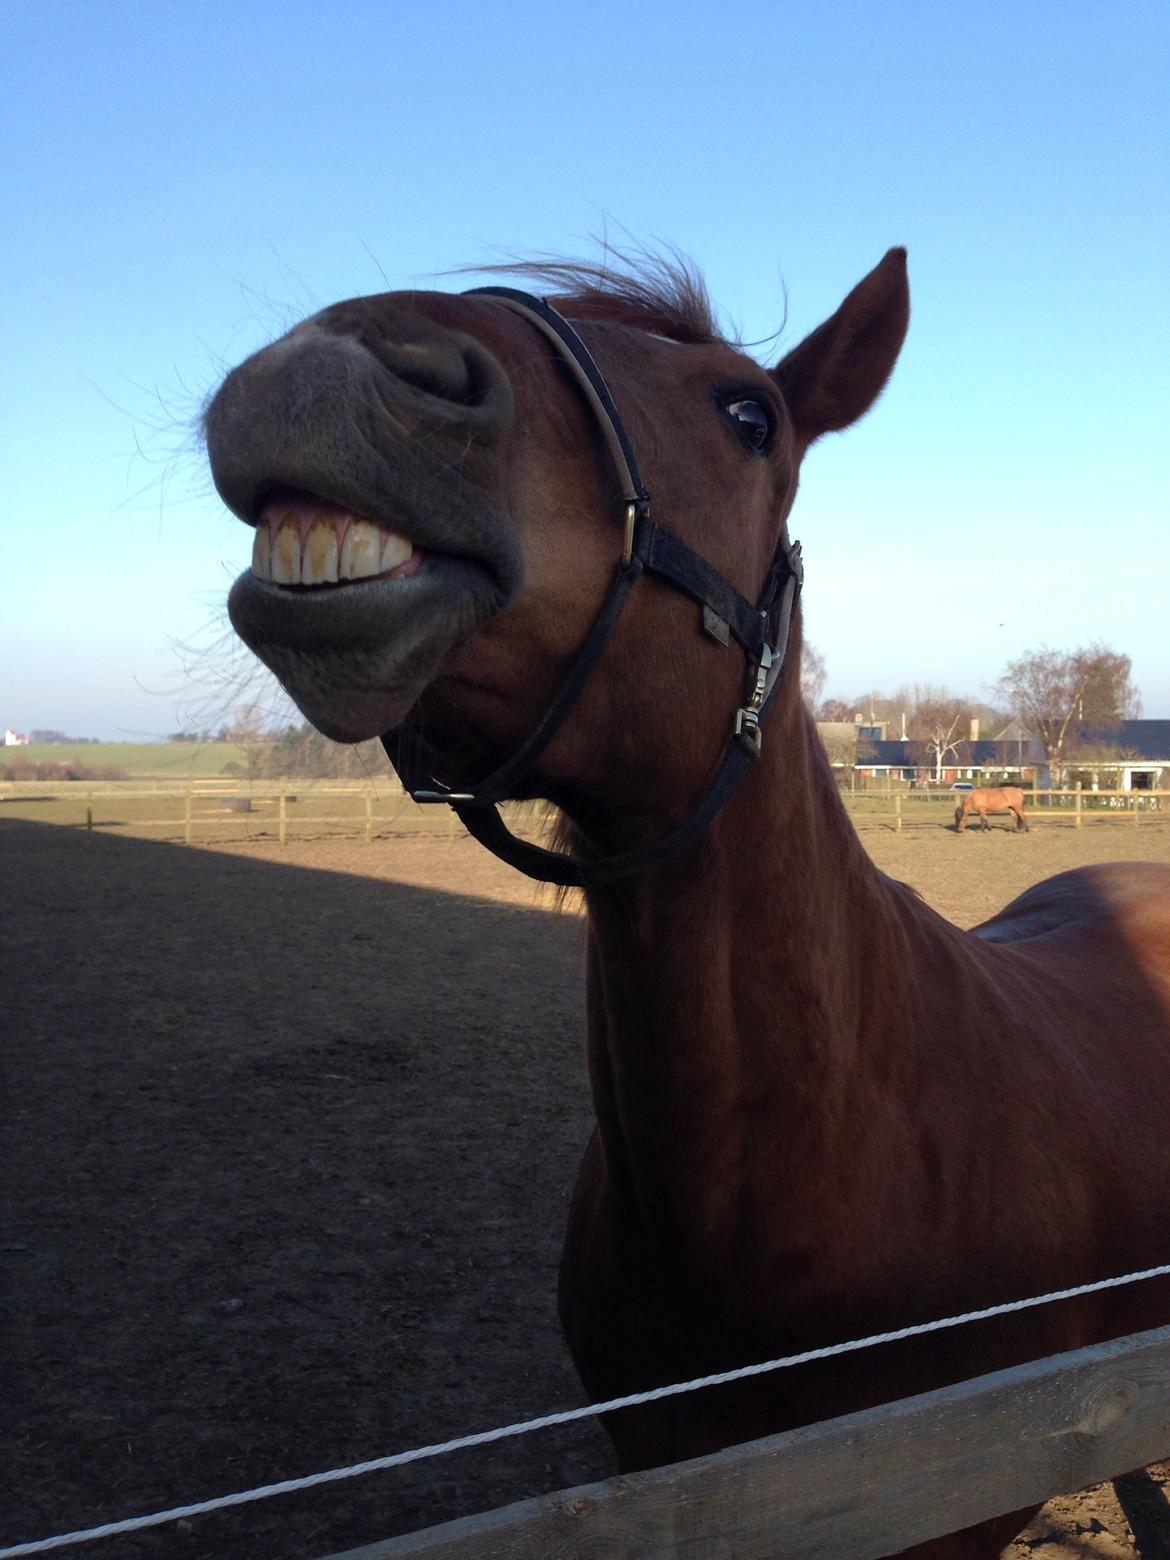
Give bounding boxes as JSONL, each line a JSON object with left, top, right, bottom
{"left": 310, "top": 302, "right": 511, "bottom": 418}
{"left": 381, "top": 337, "right": 490, "bottom": 406}
{"left": 372, "top": 329, "right": 514, "bottom": 436}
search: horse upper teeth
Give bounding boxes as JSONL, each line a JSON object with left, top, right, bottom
{"left": 271, "top": 521, "right": 302, "bottom": 585}
{"left": 304, "top": 517, "right": 339, "bottom": 585}
{"left": 339, "top": 519, "right": 381, "bottom": 581}
{"left": 380, "top": 531, "right": 413, "bottom": 573}
{"left": 251, "top": 515, "right": 415, "bottom": 585}
{"left": 252, "top": 525, "right": 271, "bottom": 580}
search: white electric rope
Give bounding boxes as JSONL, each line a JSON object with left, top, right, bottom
{"left": 3, "top": 1259, "right": 1168, "bottom": 1558}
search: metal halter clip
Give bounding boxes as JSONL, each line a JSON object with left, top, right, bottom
{"left": 733, "top": 644, "right": 773, "bottom": 759}
{"left": 411, "top": 789, "right": 478, "bottom": 804}
{"left": 621, "top": 502, "right": 639, "bottom": 566}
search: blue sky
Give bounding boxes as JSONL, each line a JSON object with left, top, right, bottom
{"left": 3, "top": 0, "right": 1167, "bottom": 738}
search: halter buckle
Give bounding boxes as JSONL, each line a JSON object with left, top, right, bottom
{"left": 733, "top": 645, "right": 773, "bottom": 759}
{"left": 622, "top": 500, "right": 647, "bottom": 566}
{"left": 733, "top": 707, "right": 763, "bottom": 758}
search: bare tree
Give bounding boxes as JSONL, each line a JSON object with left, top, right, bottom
{"left": 997, "top": 644, "right": 1140, "bottom": 781}
{"left": 801, "top": 641, "right": 827, "bottom": 712}
{"left": 898, "top": 685, "right": 1003, "bottom": 737}
{"left": 268, "top": 723, "right": 389, "bottom": 780}
{"left": 912, "top": 696, "right": 967, "bottom": 783}
{"left": 223, "top": 703, "right": 272, "bottom": 786}
{"left": 844, "top": 685, "right": 962, "bottom": 737}
{"left": 851, "top": 690, "right": 895, "bottom": 727}
{"left": 812, "top": 684, "right": 1002, "bottom": 775}
{"left": 816, "top": 724, "right": 859, "bottom": 771}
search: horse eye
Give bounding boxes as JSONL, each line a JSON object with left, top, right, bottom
{"left": 723, "top": 398, "right": 772, "bottom": 452}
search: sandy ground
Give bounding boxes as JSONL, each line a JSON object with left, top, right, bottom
{"left": 2, "top": 813, "right": 1168, "bottom": 1558}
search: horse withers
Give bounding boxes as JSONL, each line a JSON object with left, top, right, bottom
{"left": 955, "top": 785, "right": 1030, "bottom": 833}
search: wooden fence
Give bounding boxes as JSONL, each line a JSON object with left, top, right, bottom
{"left": 320, "top": 1323, "right": 1170, "bottom": 1559}
{"left": 846, "top": 786, "right": 1169, "bottom": 833}
{"left": 0, "top": 780, "right": 551, "bottom": 846}
{"left": 3, "top": 780, "right": 1167, "bottom": 847}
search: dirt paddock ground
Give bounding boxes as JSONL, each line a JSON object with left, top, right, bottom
{"left": 3, "top": 816, "right": 1169, "bottom": 1558}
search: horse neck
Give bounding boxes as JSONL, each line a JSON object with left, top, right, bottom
{"left": 576, "top": 690, "right": 910, "bottom": 1266}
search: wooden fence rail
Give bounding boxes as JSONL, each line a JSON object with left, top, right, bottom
{"left": 0, "top": 782, "right": 551, "bottom": 846}
{"left": 320, "top": 1323, "right": 1170, "bottom": 1560}
{"left": 847, "top": 787, "right": 1170, "bottom": 833}
{"left": 3, "top": 781, "right": 1167, "bottom": 846}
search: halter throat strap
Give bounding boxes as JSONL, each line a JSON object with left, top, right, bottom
{"left": 380, "top": 287, "right": 802, "bottom": 887}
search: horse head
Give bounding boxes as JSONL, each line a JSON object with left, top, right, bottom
{"left": 204, "top": 252, "right": 909, "bottom": 840}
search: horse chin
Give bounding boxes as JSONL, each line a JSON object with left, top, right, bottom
{"left": 227, "top": 553, "right": 510, "bottom": 743}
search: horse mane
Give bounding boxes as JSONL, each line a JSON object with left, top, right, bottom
{"left": 470, "top": 247, "right": 724, "bottom": 345}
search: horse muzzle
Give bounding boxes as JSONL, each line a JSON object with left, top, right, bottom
{"left": 203, "top": 308, "right": 523, "bottom": 741}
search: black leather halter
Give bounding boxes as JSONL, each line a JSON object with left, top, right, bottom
{"left": 380, "top": 286, "right": 802, "bottom": 888}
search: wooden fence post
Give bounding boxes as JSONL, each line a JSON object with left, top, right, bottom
{"left": 279, "top": 784, "right": 287, "bottom": 845}
{"left": 1074, "top": 783, "right": 1082, "bottom": 829}
{"left": 1134, "top": 786, "right": 1141, "bottom": 827}
{"left": 895, "top": 791, "right": 902, "bottom": 834}
{"left": 365, "top": 792, "right": 373, "bottom": 844}
{"left": 85, "top": 791, "right": 93, "bottom": 836}
{"left": 184, "top": 790, "right": 192, "bottom": 846}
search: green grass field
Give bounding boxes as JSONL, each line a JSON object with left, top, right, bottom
{"left": 0, "top": 741, "right": 241, "bottom": 777}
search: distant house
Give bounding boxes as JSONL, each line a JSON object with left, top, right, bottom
{"left": 4, "top": 728, "right": 29, "bottom": 747}
{"left": 849, "top": 718, "right": 1046, "bottom": 787}
{"left": 1066, "top": 720, "right": 1170, "bottom": 791}
{"left": 856, "top": 738, "right": 1043, "bottom": 787}
{"left": 995, "top": 718, "right": 1031, "bottom": 749}
{"left": 829, "top": 716, "right": 1170, "bottom": 790}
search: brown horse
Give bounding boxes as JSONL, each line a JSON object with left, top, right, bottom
{"left": 204, "top": 249, "right": 1170, "bottom": 1558}
{"left": 955, "top": 785, "right": 1030, "bottom": 833}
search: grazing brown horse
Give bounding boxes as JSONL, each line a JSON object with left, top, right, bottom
{"left": 955, "top": 785, "right": 1030, "bottom": 833}
{"left": 204, "top": 249, "right": 1170, "bottom": 1558}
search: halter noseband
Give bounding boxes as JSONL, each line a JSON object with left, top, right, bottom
{"left": 380, "top": 286, "right": 802, "bottom": 887}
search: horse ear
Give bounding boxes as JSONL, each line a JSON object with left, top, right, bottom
{"left": 771, "top": 249, "right": 909, "bottom": 444}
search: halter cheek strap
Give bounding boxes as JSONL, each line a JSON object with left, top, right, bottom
{"left": 380, "top": 287, "right": 803, "bottom": 888}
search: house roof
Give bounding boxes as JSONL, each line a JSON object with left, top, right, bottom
{"left": 1074, "top": 720, "right": 1170, "bottom": 760}
{"left": 864, "top": 737, "right": 1045, "bottom": 768}
{"left": 993, "top": 718, "right": 1031, "bottom": 743}
{"left": 821, "top": 719, "right": 1170, "bottom": 770}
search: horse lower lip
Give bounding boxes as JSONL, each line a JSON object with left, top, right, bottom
{"left": 230, "top": 551, "right": 498, "bottom": 642}
{"left": 226, "top": 551, "right": 512, "bottom": 741}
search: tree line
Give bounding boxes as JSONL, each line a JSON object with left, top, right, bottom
{"left": 205, "top": 642, "right": 1141, "bottom": 786}
{"left": 803, "top": 641, "right": 1141, "bottom": 778}
{"left": 218, "top": 705, "right": 391, "bottom": 782}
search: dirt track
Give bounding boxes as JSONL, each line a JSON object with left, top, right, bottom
{"left": 2, "top": 817, "right": 1169, "bottom": 1558}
